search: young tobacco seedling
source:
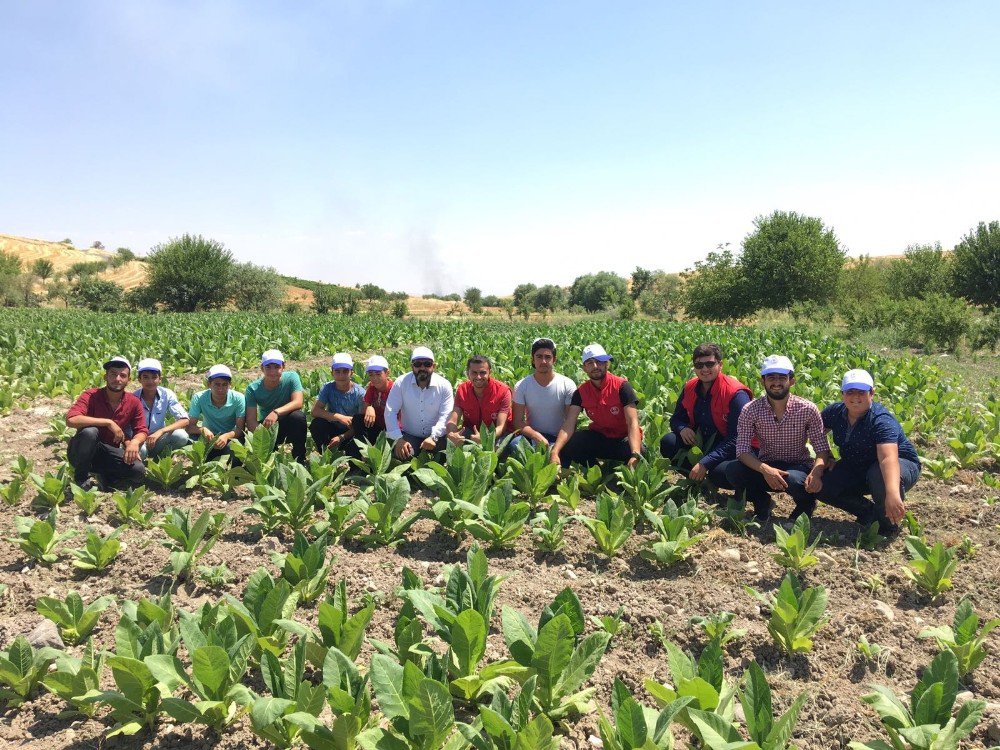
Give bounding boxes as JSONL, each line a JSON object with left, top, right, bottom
{"left": 198, "top": 563, "right": 234, "bottom": 588}
{"left": 716, "top": 497, "right": 759, "bottom": 537}
{"left": 856, "top": 634, "right": 891, "bottom": 671}
{"left": 270, "top": 530, "right": 333, "bottom": 603}
{"left": 358, "top": 474, "right": 420, "bottom": 547}
{"left": 80, "top": 655, "right": 173, "bottom": 736}
{"left": 225, "top": 567, "right": 300, "bottom": 659}
{"left": 640, "top": 507, "right": 703, "bottom": 566}
{"left": 0, "top": 477, "right": 26, "bottom": 506}
{"left": 746, "top": 574, "right": 829, "bottom": 655}
{"left": 590, "top": 605, "right": 629, "bottom": 642}
{"left": 458, "top": 479, "right": 531, "bottom": 549}
{"left": 902, "top": 536, "right": 958, "bottom": 598}
{"left": 248, "top": 639, "right": 325, "bottom": 749}
{"left": 578, "top": 491, "right": 635, "bottom": 558}
{"left": 42, "top": 638, "right": 105, "bottom": 718}
{"left": 575, "top": 462, "right": 608, "bottom": 497}
{"left": 349, "top": 432, "right": 408, "bottom": 480}
{"left": 277, "top": 578, "right": 375, "bottom": 668}
{"left": 644, "top": 640, "right": 736, "bottom": 734}
{"left": 505, "top": 441, "right": 559, "bottom": 505}
{"left": 856, "top": 521, "right": 885, "bottom": 552}
{"left": 112, "top": 486, "right": 154, "bottom": 528}
{"left": 554, "top": 473, "right": 582, "bottom": 510}
{"left": 615, "top": 457, "right": 682, "bottom": 514}
{"left": 478, "top": 676, "right": 560, "bottom": 750}
{"left": 849, "top": 650, "right": 985, "bottom": 750}
{"left": 445, "top": 608, "right": 531, "bottom": 702}
{"left": 598, "top": 678, "right": 691, "bottom": 750}
{"left": 772, "top": 514, "right": 822, "bottom": 571}
{"left": 531, "top": 502, "right": 568, "bottom": 553}
{"left": 69, "top": 526, "right": 122, "bottom": 572}
{"left": 69, "top": 482, "right": 102, "bottom": 516}
{"left": 36, "top": 591, "right": 115, "bottom": 645}
{"left": 9, "top": 508, "right": 77, "bottom": 565}
{"left": 503, "top": 588, "right": 612, "bottom": 720}
{"left": 689, "top": 611, "right": 746, "bottom": 648}
{"left": 158, "top": 507, "right": 227, "bottom": 580}
{"left": 0, "top": 635, "right": 62, "bottom": 707}
{"left": 688, "top": 661, "right": 808, "bottom": 750}
{"left": 246, "top": 462, "right": 324, "bottom": 535}
{"left": 29, "top": 468, "right": 69, "bottom": 509}
{"left": 918, "top": 597, "right": 1000, "bottom": 677}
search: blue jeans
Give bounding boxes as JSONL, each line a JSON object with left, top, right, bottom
{"left": 816, "top": 458, "right": 920, "bottom": 532}
{"left": 727, "top": 460, "right": 813, "bottom": 517}
{"left": 659, "top": 431, "right": 734, "bottom": 490}
{"left": 507, "top": 432, "right": 558, "bottom": 456}
{"left": 140, "top": 430, "right": 191, "bottom": 460}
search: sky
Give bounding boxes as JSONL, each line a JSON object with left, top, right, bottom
{"left": 2, "top": 1, "right": 998, "bottom": 296}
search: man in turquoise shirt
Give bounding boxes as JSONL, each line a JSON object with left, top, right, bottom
{"left": 187, "top": 364, "right": 246, "bottom": 462}
{"left": 245, "top": 348, "right": 307, "bottom": 462}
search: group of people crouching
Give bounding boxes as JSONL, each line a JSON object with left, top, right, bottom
{"left": 64, "top": 338, "right": 919, "bottom": 538}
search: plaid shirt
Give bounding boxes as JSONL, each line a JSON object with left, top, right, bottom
{"left": 736, "top": 395, "right": 830, "bottom": 465}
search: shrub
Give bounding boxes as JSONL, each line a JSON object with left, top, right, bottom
{"left": 391, "top": 300, "right": 408, "bottom": 318}
{"left": 72, "top": 277, "right": 124, "bottom": 312}
{"left": 464, "top": 287, "right": 483, "bottom": 313}
{"left": 910, "top": 294, "right": 972, "bottom": 352}
{"left": 569, "top": 271, "right": 628, "bottom": 312}
{"left": 682, "top": 245, "right": 754, "bottom": 322}
{"left": 637, "top": 272, "right": 683, "bottom": 319}
{"left": 230, "top": 262, "right": 285, "bottom": 312}
{"left": 972, "top": 308, "right": 1000, "bottom": 351}
{"left": 31, "top": 259, "right": 54, "bottom": 281}
{"left": 886, "top": 243, "right": 952, "bottom": 300}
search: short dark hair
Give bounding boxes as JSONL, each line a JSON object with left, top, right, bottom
{"left": 467, "top": 355, "right": 492, "bottom": 370}
{"left": 531, "top": 337, "right": 557, "bottom": 357}
{"left": 692, "top": 343, "right": 723, "bottom": 363}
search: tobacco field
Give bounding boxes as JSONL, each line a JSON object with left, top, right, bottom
{"left": 0, "top": 308, "right": 998, "bottom": 750}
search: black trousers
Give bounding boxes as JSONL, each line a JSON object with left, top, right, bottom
{"left": 310, "top": 414, "right": 384, "bottom": 458}
{"left": 276, "top": 410, "right": 307, "bottom": 463}
{"left": 67, "top": 427, "right": 146, "bottom": 486}
{"left": 560, "top": 430, "right": 641, "bottom": 468}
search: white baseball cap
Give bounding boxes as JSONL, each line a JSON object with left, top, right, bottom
{"left": 261, "top": 349, "right": 284, "bottom": 366}
{"left": 841, "top": 369, "right": 874, "bottom": 392}
{"left": 136, "top": 358, "right": 162, "bottom": 375}
{"left": 366, "top": 355, "right": 389, "bottom": 372}
{"left": 207, "top": 364, "right": 232, "bottom": 380}
{"left": 581, "top": 343, "right": 612, "bottom": 364}
{"left": 331, "top": 352, "right": 354, "bottom": 369}
{"left": 411, "top": 346, "right": 435, "bottom": 362}
{"left": 103, "top": 356, "right": 131, "bottom": 371}
{"left": 760, "top": 354, "right": 794, "bottom": 376}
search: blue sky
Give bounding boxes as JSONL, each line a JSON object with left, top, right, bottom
{"left": 2, "top": 1, "right": 998, "bottom": 295}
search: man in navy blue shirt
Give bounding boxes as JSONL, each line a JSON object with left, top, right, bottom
{"left": 806, "top": 369, "right": 920, "bottom": 536}
{"left": 660, "top": 343, "right": 752, "bottom": 489}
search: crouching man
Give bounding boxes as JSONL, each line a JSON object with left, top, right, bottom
{"left": 66, "top": 355, "right": 147, "bottom": 490}
{"left": 134, "top": 358, "right": 191, "bottom": 459}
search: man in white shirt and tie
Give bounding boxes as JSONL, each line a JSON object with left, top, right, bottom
{"left": 385, "top": 346, "right": 455, "bottom": 460}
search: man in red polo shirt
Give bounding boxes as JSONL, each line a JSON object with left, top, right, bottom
{"left": 550, "top": 344, "right": 644, "bottom": 469}
{"left": 447, "top": 355, "right": 513, "bottom": 445}
{"left": 66, "top": 356, "right": 147, "bottom": 490}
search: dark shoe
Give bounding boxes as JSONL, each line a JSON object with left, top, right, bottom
{"left": 789, "top": 501, "right": 816, "bottom": 523}
{"left": 878, "top": 522, "right": 900, "bottom": 539}
{"left": 93, "top": 474, "right": 110, "bottom": 493}
{"left": 750, "top": 511, "right": 771, "bottom": 525}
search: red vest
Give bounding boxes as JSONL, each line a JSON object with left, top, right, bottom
{"left": 679, "top": 372, "right": 752, "bottom": 437}
{"left": 578, "top": 372, "right": 639, "bottom": 440}
{"left": 455, "top": 379, "right": 513, "bottom": 433}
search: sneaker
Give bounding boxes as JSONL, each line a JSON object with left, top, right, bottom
{"left": 750, "top": 510, "right": 771, "bottom": 525}
{"left": 789, "top": 502, "right": 815, "bottom": 523}
{"left": 878, "top": 522, "right": 901, "bottom": 540}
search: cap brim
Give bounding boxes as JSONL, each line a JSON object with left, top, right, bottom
{"left": 261, "top": 359, "right": 284, "bottom": 366}
{"left": 761, "top": 368, "right": 793, "bottom": 376}
{"left": 842, "top": 384, "right": 873, "bottom": 392}
{"left": 366, "top": 366, "right": 388, "bottom": 371}
{"left": 585, "top": 355, "right": 613, "bottom": 362}
{"left": 137, "top": 368, "right": 160, "bottom": 374}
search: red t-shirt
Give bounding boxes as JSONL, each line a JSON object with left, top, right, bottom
{"left": 66, "top": 388, "right": 147, "bottom": 447}
{"left": 454, "top": 379, "right": 513, "bottom": 433}
{"left": 363, "top": 380, "right": 395, "bottom": 430}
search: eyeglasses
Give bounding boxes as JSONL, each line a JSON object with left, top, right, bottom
{"left": 693, "top": 361, "right": 718, "bottom": 370}
{"left": 412, "top": 360, "right": 433, "bottom": 368}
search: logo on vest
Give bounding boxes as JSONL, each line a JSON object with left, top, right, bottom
{"left": 610, "top": 406, "right": 621, "bottom": 415}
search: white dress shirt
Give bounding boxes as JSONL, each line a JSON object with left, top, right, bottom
{"left": 384, "top": 371, "right": 454, "bottom": 441}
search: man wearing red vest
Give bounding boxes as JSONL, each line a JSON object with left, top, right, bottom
{"left": 550, "top": 343, "right": 644, "bottom": 469}
{"left": 447, "top": 355, "right": 513, "bottom": 445}
{"left": 660, "top": 343, "right": 751, "bottom": 489}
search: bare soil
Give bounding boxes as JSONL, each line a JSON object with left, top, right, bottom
{"left": 1, "top": 397, "right": 999, "bottom": 749}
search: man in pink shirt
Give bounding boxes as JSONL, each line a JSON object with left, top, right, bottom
{"left": 66, "top": 356, "right": 147, "bottom": 490}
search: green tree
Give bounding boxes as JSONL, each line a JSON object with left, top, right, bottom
{"left": 837, "top": 255, "right": 889, "bottom": 307}
{"left": 123, "top": 284, "right": 159, "bottom": 312}
{"left": 886, "top": 243, "right": 952, "bottom": 300}
{"left": 629, "top": 266, "right": 653, "bottom": 300}
{"left": 72, "top": 277, "right": 124, "bottom": 312}
{"left": 533, "top": 284, "right": 566, "bottom": 311}
{"left": 359, "top": 283, "right": 387, "bottom": 301}
{"left": 145, "top": 234, "right": 235, "bottom": 312}
{"left": 110, "top": 247, "right": 136, "bottom": 268}
{"left": 481, "top": 294, "right": 501, "bottom": 307}
{"left": 740, "top": 210, "right": 845, "bottom": 310}
{"left": 568, "top": 271, "right": 628, "bottom": 312}
{"left": 312, "top": 285, "right": 343, "bottom": 314}
{"left": 952, "top": 220, "right": 1000, "bottom": 308}
{"left": 0, "top": 251, "right": 22, "bottom": 278}
{"left": 230, "top": 262, "right": 286, "bottom": 312}
{"left": 637, "top": 271, "right": 683, "bottom": 318}
{"left": 682, "top": 245, "right": 754, "bottom": 322}
{"left": 464, "top": 286, "right": 483, "bottom": 313}
{"left": 512, "top": 283, "right": 538, "bottom": 309}
{"left": 31, "top": 259, "right": 54, "bottom": 281}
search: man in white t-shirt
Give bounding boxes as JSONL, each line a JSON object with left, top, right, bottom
{"left": 511, "top": 337, "right": 576, "bottom": 452}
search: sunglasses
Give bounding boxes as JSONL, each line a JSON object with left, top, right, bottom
{"left": 412, "top": 360, "right": 434, "bottom": 368}
{"left": 693, "top": 361, "right": 718, "bottom": 370}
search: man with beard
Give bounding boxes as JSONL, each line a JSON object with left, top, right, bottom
{"left": 728, "top": 355, "right": 831, "bottom": 523}
{"left": 66, "top": 356, "right": 147, "bottom": 490}
{"left": 384, "top": 346, "right": 454, "bottom": 460}
{"left": 447, "top": 355, "right": 513, "bottom": 445}
{"left": 550, "top": 343, "right": 643, "bottom": 469}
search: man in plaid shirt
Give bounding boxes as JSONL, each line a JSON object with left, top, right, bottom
{"left": 727, "top": 354, "right": 832, "bottom": 522}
